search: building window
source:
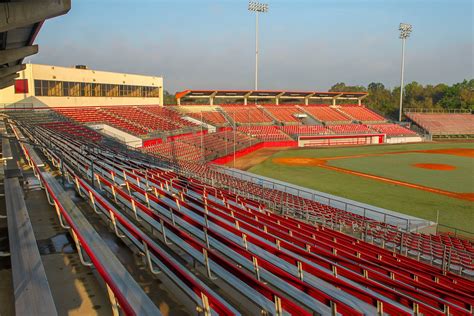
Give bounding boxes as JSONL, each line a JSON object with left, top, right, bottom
{"left": 32, "top": 79, "right": 158, "bottom": 98}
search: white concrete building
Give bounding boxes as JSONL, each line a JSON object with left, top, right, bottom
{"left": 0, "top": 63, "right": 164, "bottom": 108}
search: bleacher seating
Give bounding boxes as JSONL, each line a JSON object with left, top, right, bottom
{"left": 138, "top": 106, "right": 198, "bottom": 128}
{"left": 143, "top": 131, "right": 258, "bottom": 162}
{"left": 186, "top": 111, "right": 229, "bottom": 126}
{"left": 237, "top": 126, "right": 293, "bottom": 141}
{"left": 327, "top": 124, "right": 372, "bottom": 134}
{"left": 302, "top": 104, "right": 351, "bottom": 123}
{"left": 40, "top": 121, "right": 102, "bottom": 142}
{"left": 221, "top": 105, "right": 274, "bottom": 124}
{"left": 369, "top": 123, "right": 418, "bottom": 136}
{"left": 338, "top": 105, "right": 386, "bottom": 122}
{"left": 55, "top": 107, "right": 149, "bottom": 135}
{"left": 262, "top": 105, "right": 304, "bottom": 123}
{"left": 406, "top": 112, "right": 474, "bottom": 135}
{"left": 278, "top": 125, "right": 331, "bottom": 136}
{"left": 15, "top": 119, "right": 474, "bottom": 315}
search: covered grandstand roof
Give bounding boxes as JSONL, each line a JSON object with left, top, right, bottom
{"left": 175, "top": 89, "right": 368, "bottom": 105}
{"left": 0, "top": 0, "right": 71, "bottom": 89}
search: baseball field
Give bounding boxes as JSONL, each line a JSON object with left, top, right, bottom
{"left": 237, "top": 142, "right": 474, "bottom": 233}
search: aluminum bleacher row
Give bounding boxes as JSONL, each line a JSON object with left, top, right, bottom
{"left": 301, "top": 105, "right": 352, "bottom": 124}
{"left": 261, "top": 105, "right": 305, "bottom": 124}
{"left": 406, "top": 112, "right": 474, "bottom": 135}
{"left": 338, "top": 105, "right": 386, "bottom": 122}
{"left": 55, "top": 106, "right": 199, "bottom": 136}
{"left": 40, "top": 121, "right": 102, "bottom": 142}
{"left": 142, "top": 130, "right": 260, "bottom": 162}
{"left": 327, "top": 124, "right": 372, "bottom": 134}
{"left": 237, "top": 126, "right": 293, "bottom": 141}
{"left": 9, "top": 122, "right": 162, "bottom": 316}
{"left": 369, "top": 123, "right": 418, "bottom": 136}
{"left": 186, "top": 111, "right": 229, "bottom": 126}
{"left": 13, "top": 119, "right": 474, "bottom": 315}
{"left": 278, "top": 125, "right": 332, "bottom": 136}
{"left": 220, "top": 105, "right": 274, "bottom": 124}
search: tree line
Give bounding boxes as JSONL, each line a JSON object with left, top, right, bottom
{"left": 330, "top": 79, "right": 473, "bottom": 120}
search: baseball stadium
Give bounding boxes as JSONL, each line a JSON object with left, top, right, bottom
{"left": 0, "top": 1, "right": 473, "bottom": 316}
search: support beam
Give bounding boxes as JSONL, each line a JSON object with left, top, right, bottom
{"left": 0, "top": 45, "right": 39, "bottom": 65}
{"left": 275, "top": 92, "right": 284, "bottom": 105}
{"left": 0, "top": 80, "right": 15, "bottom": 90}
{"left": 358, "top": 94, "right": 368, "bottom": 106}
{"left": 0, "top": 64, "right": 26, "bottom": 79}
{"left": 0, "top": 0, "right": 71, "bottom": 32}
{"left": 0, "top": 73, "right": 19, "bottom": 87}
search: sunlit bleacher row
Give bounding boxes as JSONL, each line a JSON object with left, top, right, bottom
{"left": 55, "top": 106, "right": 199, "bottom": 136}
{"left": 55, "top": 107, "right": 150, "bottom": 135}
{"left": 261, "top": 105, "right": 305, "bottom": 123}
{"left": 406, "top": 112, "right": 474, "bottom": 136}
{"left": 369, "top": 123, "right": 418, "bottom": 136}
{"left": 327, "top": 124, "right": 373, "bottom": 134}
{"left": 143, "top": 130, "right": 259, "bottom": 162}
{"left": 278, "top": 125, "right": 331, "bottom": 136}
{"left": 40, "top": 121, "right": 102, "bottom": 142}
{"left": 186, "top": 111, "right": 229, "bottom": 126}
{"left": 302, "top": 105, "right": 352, "bottom": 123}
{"left": 220, "top": 105, "right": 274, "bottom": 124}
{"left": 237, "top": 126, "right": 293, "bottom": 141}
{"left": 12, "top": 118, "right": 474, "bottom": 315}
{"left": 338, "top": 105, "right": 386, "bottom": 122}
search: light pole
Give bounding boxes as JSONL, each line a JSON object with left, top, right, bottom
{"left": 398, "top": 22, "right": 412, "bottom": 122}
{"left": 248, "top": 1, "right": 268, "bottom": 91}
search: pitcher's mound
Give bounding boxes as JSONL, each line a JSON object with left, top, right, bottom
{"left": 413, "top": 163, "right": 456, "bottom": 171}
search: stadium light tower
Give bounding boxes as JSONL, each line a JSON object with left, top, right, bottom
{"left": 248, "top": 1, "right": 268, "bottom": 91}
{"left": 398, "top": 22, "right": 412, "bottom": 121}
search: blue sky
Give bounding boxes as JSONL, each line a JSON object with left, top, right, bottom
{"left": 29, "top": 0, "right": 473, "bottom": 92}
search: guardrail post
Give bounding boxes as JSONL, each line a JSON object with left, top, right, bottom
{"left": 109, "top": 212, "right": 125, "bottom": 238}
{"left": 106, "top": 284, "right": 121, "bottom": 316}
{"left": 252, "top": 256, "right": 261, "bottom": 281}
{"left": 71, "top": 230, "right": 93, "bottom": 267}
{"left": 160, "top": 219, "right": 172, "bottom": 245}
{"left": 202, "top": 249, "right": 217, "bottom": 280}
{"left": 142, "top": 241, "right": 161, "bottom": 275}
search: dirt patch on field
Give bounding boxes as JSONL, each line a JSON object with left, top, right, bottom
{"left": 226, "top": 147, "right": 292, "bottom": 170}
{"left": 273, "top": 157, "right": 327, "bottom": 166}
{"left": 415, "top": 148, "right": 474, "bottom": 158}
{"left": 413, "top": 163, "right": 457, "bottom": 171}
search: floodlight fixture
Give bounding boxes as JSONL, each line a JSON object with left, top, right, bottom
{"left": 248, "top": 1, "right": 269, "bottom": 13}
{"left": 248, "top": 1, "right": 269, "bottom": 91}
{"left": 398, "top": 22, "right": 413, "bottom": 121}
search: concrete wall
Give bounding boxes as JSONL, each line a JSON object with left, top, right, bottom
{"left": 89, "top": 124, "right": 142, "bottom": 148}
{"left": 0, "top": 64, "right": 163, "bottom": 107}
{"left": 386, "top": 136, "right": 423, "bottom": 144}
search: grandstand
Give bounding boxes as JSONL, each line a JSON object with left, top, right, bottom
{"left": 405, "top": 110, "right": 474, "bottom": 137}
{"left": 1, "top": 1, "right": 472, "bottom": 314}
{"left": 1, "top": 110, "right": 472, "bottom": 315}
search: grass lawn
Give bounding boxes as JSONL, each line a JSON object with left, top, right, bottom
{"left": 248, "top": 142, "right": 474, "bottom": 232}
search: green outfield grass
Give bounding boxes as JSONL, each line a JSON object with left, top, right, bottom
{"left": 248, "top": 142, "right": 474, "bottom": 232}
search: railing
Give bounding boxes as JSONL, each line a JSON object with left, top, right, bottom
{"left": 404, "top": 108, "right": 472, "bottom": 114}
{"left": 211, "top": 166, "right": 431, "bottom": 232}
{"left": 15, "top": 128, "right": 161, "bottom": 316}
{"left": 437, "top": 224, "right": 474, "bottom": 240}
{"left": 0, "top": 103, "right": 35, "bottom": 110}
